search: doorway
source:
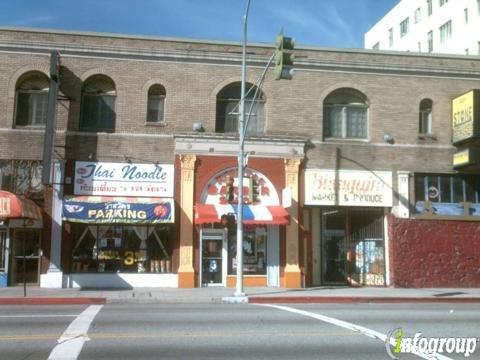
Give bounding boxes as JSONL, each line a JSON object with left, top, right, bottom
{"left": 11, "top": 229, "right": 41, "bottom": 285}
{"left": 200, "top": 228, "right": 227, "bottom": 286}
{"left": 320, "top": 208, "right": 385, "bottom": 286}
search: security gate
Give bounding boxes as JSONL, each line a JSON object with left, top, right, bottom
{"left": 0, "top": 229, "right": 7, "bottom": 287}
{"left": 321, "top": 208, "right": 386, "bottom": 286}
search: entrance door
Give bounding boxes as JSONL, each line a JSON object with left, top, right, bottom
{"left": 200, "top": 228, "right": 227, "bottom": 286}
{"left": 321, "top": 209, "right": 347, "bottom": 285}
{"left": 320, "top": 208, "right": 386, "bottom": 286}
{"left": 12, "top": 229, "right": 41, "bottom": 285}
{"left": 0, "top": 229, "right": 7, "bottom": 287}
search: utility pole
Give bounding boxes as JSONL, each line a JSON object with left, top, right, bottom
{"left": 235, "top": 0, "right": 251, "bottom": 298}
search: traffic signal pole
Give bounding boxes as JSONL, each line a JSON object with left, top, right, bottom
{"left": 235, "top": 0, "right": 251, "bottom": 298}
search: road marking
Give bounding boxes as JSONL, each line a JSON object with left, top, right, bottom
{"left": 0, "top": 314, "right": 78, "bottom": 318}
{"left": 48, "top": 305, "right": 103, "bottom": 360}
{"left": 258, "top": 304, "right": 453, "bottom": 360}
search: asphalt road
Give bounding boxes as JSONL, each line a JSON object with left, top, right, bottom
{"left": 0, "top": 303, "right": 479, "bottom": 360}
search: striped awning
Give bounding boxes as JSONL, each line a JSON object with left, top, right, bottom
{"left": 0, "top": 191, "right": 43, "bottom": 220}
{"left": 195, "top": 204, "right": 290, "bottom": 225}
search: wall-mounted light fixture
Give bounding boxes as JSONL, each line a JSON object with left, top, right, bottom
{"left": 383, "top": 132, "right": 394, "bottom": 144}
{"left": 192, "top": 122, "right": 204, "bottom": 132}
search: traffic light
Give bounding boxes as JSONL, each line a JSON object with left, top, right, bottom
{"left": 274, "top": 34, "right": 295, "bottom": 80}
{"left": 226, "top": 176, "right": 235, "bottom": 203}
{"left": 250, "top": 175, "right": 260, "bottom": 203}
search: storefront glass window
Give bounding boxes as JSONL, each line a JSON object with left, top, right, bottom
{"left": 71, "top": 224, "right": 172, "bottom": 273}
{"left": 415, "top": 174, "right": 480, "bottom": 216}
{"left": 224, "top": 221, "right": 267, "bottom": 276}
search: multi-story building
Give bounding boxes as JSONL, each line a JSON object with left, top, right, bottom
{"left": 0, "top": 27, "right": 480, "bottom": 290}
{"left": 365, "top": 0, "right": 480, "bottom": 55}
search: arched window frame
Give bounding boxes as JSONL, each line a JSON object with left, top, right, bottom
{"left": 216, "top": 82, "right": 265, "bottom": 135}
{"left": 80, "top": 75, "right": 116, "bottom": 132}
{"left": 419, "top": 98, "right": 433, "bottom": 135}
{"left": 146, "top": 84, "right": 166, "bottom": 124}
{"left": 14, "top": 72, "right": 49, "bottom": 128}
{"left": 323, "top": 88, "right": 369, "bottom": 140}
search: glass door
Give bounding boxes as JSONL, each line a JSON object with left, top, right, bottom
{"left": 200, "top": 228, "right": 226, "bottom": 286}
{"left": 321, "top": 209, "right": 347, "bottom": 285}
{"left": 12, "top": 229, "right": 41, "bottom": 285}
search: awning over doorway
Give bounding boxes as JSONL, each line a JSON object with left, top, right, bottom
{"left": 63, "top": 196, "right": 174, "bottom": 224}
{"left": 0, "top": 191, "right": 42, "bottom": 220}
{"left": 194, "top": 204, "right": 290, "bottom": 225}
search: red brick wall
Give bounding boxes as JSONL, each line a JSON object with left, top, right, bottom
{"left": 388, "top": 214, "right": 480, "bottom": 287}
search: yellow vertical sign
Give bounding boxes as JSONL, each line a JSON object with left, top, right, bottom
{"left": 452, "top": 91, "right": 475, "bottom": 144}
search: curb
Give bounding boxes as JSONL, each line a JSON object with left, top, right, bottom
{"left": 248, "top": 296, "right": 480, "bottom": 304}
{"left": 0, "top": 297, "right": 107, "bottom": 305}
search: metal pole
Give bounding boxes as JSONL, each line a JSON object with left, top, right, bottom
{"left": 235, "top": 0, "right": 251, "bottom": 297}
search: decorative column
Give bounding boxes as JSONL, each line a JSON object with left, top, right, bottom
{"left": 284, "top": 158, "right": 302, "bottom": 288}
{"left": 178, "top": 155, "right": 196, "bottom": 288}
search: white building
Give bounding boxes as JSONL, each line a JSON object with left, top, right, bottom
{"left": 365, "top": 0, "right": 480, "bottom": 55}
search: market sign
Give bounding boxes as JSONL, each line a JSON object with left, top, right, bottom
{"left": 74, "top": 162, "right": 174, "bottom": 197}
{"left": 63, "top": 196, "right": 174, "bottom": 224}
{"left": 452, "top": 90, "right": 480, "bottom": 144}
{"left": 453, "top": 147, "right": 480, "bottom": 168}
{"left": 304, "top": 169, "right": 393, "bottom": 207}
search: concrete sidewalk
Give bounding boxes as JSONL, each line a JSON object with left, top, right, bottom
{"left": 1, "top": 286, "right": 480, "bottom": 305}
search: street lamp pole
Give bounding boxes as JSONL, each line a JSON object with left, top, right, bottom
{"left": 235, "top": 0, "right": 251, "bottom": 297}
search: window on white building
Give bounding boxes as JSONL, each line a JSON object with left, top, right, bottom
{"left": 427, "top": 31, "right": 433, "bottom": 52}
{"left": 418, "top": 42, "right": 422, "bottom": 52}
{"left": 388, "top": 28, "right": 393, "bottom": 47}
{"left": 414, "top": 7, "right": 421, "bottom": 23}
{"left": 439, "top": 0, "right": 448, "bottom": 6}
{"left": 439, "top": 20, "right": 452, "bottom": 44}
{"left": 427, "top": 0, "right": 433, "bottom": 16}
{"left": 464, "top": 8, "right": 469, "bottom": 23}
{"left": 372, "top": 42, "right": 379, "bottom": 50}
{"left": 400, "top": 18, "right": 409, "bottom": 37}
{"left": 465, "top": 48, "right": 469, "bottom": 55}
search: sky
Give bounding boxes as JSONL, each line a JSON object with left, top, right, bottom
{"left": 0, "top": 0, "right": 398, "bottom": 49}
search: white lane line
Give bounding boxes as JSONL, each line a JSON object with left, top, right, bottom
{"left": 48, "top": 305, "right": 103, "bottom": 360}
{"left": 0, "top": 315, "right": 78, "bottom": 318}
{"left": 258, "top": 304, "right": 453, "bottom": 360}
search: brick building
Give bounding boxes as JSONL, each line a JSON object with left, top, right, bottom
{"left": 0, "top": 27, "right": 479, "bottom": 289}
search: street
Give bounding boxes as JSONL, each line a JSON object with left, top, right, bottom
{"left": 0, "top": 303, "right": 479, "bottom": 360}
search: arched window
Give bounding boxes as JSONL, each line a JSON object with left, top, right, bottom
{"left": 80, "top": 75, "right": 116, "bottom": 132}
{"left": 14, "top": 72, "right": 49, "bottom": 127}
{"left": 419, "top": 98, "right": 433, "bottom": 134}
{"left": 216, "top": 82, "right": 265, "bottom": 135}
{"left": 146, "top": 84, "right": 166, "bottom": 124}
{"left": 323, "top": 88, "right": 369, "bottom": 139}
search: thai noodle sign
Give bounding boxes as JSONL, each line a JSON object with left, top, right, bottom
{"left": 304, "top": 169, "right": 393, "bottom": 207}
{"left": 74, "top": 161, "right": 174, "bottom": 197}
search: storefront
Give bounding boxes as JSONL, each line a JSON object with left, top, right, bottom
{"left": 194, "top": 167, "right": 289, "bottom": 287}
{"left": 305, "top": 169, "right": 392, "bottom": 287}
{"left": 62, "top": 161, "right": 177, "bottom": 288}
{"left": 0, "top": 191, "right": 43, "bottom": 287}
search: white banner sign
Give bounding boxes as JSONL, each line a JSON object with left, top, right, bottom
{"left": 74, "top": 162, "right": 174, "bottom": 197}
{"left": 304, "top": 169, "right": 393, "bottom": 207}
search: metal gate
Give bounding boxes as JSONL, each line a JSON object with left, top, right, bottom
{"left": 321, "top": 208, "right": 386, "bottom": 286}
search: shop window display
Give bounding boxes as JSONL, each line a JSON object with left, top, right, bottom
{"left": 71, "top": 224, "right": 172, "bottom": 273}
{"left": 223, "top": 220, "right": 267, "bottom": 276}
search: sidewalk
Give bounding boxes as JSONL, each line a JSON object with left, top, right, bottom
{"left": 1, "top": 286, "right": 480, "bottom": 305}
